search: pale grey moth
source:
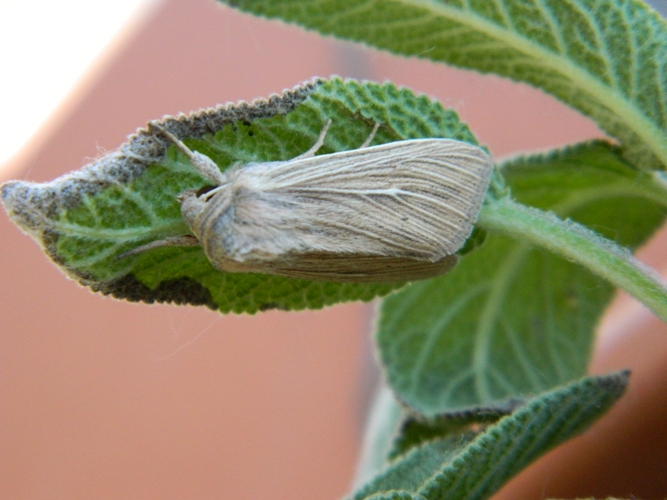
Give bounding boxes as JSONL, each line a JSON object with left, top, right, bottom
{"left": 121, "top": 120, "right": 493, "bottom": 282}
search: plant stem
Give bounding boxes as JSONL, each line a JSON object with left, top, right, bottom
{"left": 477, "top": 197, "right": 667, "bottom": 324}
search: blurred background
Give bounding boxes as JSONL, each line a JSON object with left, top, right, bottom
{"left": 1, "top": 0, "right": 667, "bottom": 498}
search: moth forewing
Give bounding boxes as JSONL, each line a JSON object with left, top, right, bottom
{"left": 132, "top": 122, "right": 493, "bottom": 283}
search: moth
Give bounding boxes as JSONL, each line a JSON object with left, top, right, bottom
{"left": 121, "top": 120, "right": 493, "bottom": 282}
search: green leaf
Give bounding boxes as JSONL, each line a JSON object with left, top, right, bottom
{"left": 0, "top": 78, "right": 481, "bottom": 314}
{"left": 351, "top": 372, "right": 628, "bottom": 500}
{"left": 378, "top": 141, "right": 666, "bottom": 415}
{"left": 221, "top": 0, "right": 667, "bottom": 170}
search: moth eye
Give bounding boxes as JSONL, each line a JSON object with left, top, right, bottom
{"left": 196, "top": 185, "right": 217, "bottom": 198}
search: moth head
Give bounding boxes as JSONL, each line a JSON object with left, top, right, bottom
{"left": 178, "top": 188, "right": 212, "bottom": 239}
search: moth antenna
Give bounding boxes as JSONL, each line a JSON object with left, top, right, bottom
{"left": 149, "top": 122, "right": 227, "bottom": 185}
{"left": 358, "top": 122, "right": 381, "bottom": 149}
{"left": 292, "top": 119, "right": 332, "bottom": 160}
{"left": 117, "top": 234, "right": 200, "bottom": 260}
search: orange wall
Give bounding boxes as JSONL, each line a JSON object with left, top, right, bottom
{"left": 2, "top": 0, "right": 666, "bottom": 498}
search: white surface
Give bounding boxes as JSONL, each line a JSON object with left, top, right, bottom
{"left": 0, "top": 0, "right": 155, "bottom": 168}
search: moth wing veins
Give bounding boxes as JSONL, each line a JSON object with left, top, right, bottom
{"left": 252, "top": 138, "right": 493, "bottom": 262}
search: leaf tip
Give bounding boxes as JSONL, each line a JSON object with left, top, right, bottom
{"left": 0, "top": 180, "right": 44, "bottom": 238}
{"left": 597, "top": 369, "right": 631, "bottom": 396}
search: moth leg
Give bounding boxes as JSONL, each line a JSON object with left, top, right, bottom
{"left": 149, "top": 122, "right": 227, "bottom": 186}
{"left": 292, "top": 119, "right": 332, "bottom": 160}
{"left": 358, "top": 122, "right": 381, "bottom": 149}
{"left": 117, "top": 234, "right": 200, "bottom": 260}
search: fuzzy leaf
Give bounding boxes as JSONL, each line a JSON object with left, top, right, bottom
{"left": 351, "top": 372, "right": 628, "bottom": 500}
{"left": 221, "top": 0, "right": 667, "bottom": 170}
